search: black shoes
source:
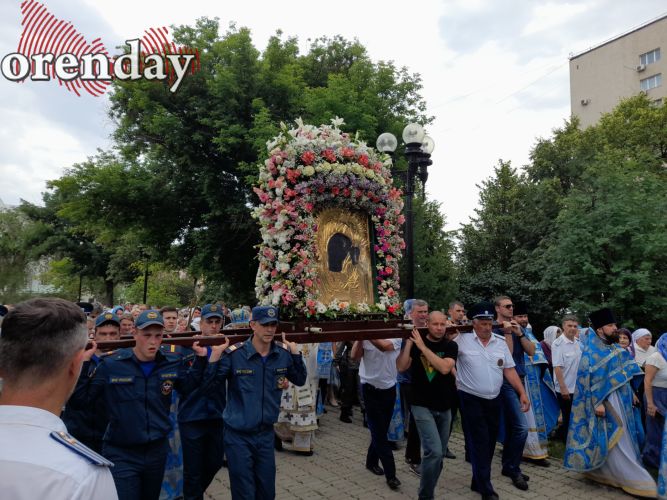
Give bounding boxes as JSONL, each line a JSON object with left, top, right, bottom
{"left": 340, "top": 413, "right": 352, "bottom": 423}
{"left": 387, "top": 477, "right": 401, "bottom": 490}
{"left": 525, "top": 457, "right": 550, "bottom": 467}
{"left": 444, "top": 448, "right": 456, "bottom": 459}
{"left": 509, "top": 474, "right": 528, "bottom": 491}
{"left": 501, "top": 470, "right": 529, "bottom": 481}
{"left": 471, "top": 481, "right": 499, "bottom": 499}
{"left": 366, "top": 465, "right": 384, "bottom": 476}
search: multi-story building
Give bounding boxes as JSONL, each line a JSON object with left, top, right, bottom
{"left": 570, "top": 14, "right": 667, "bottom": 128}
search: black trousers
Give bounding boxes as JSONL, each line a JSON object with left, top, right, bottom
{"left": 556, "top": 393, "right": 574, "bottom": 441}
{"left": 339, "top": 367, "right": 359, "bottom": 415}
{"left": 363, "top": 383, "right": 397, "bottom": 480}
{"left": 180, "top": 419, "right": 225, "bottom": 500}
{"left": 400, "top": 383, "right": 422, "bottom": 465}
{"left": 458, "top": 390, "right": 501, "bottom": 496}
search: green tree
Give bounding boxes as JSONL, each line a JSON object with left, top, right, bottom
{"left": 55, "top": 19, "right": 432, "bottom": 302}
{"left": 410, "top": 197, "right": 458, "bottom": 310}
{"left": 0, "top": 208, "right": 33, "bottom": 302}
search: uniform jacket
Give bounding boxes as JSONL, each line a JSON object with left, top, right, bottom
{"left": 62, "top": 352, "right": 113, "bottom": 451}
{"left": 176, "top": 346, "right": 226, "bottom": 423}
{"left": 69, "top": 347, "right": 206, "bottom": 446}
{"left": 202, "top": 339, "right": 307, "bottom": 433}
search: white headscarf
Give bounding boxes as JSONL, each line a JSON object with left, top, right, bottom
{"left": 542, "top": 326, "right": 561, "bottom": 346}
{"left": 632, "top": 328, "right": 656, "bottom": 366}
{"left": 632, "top": 328, "right": 652, "bottom": 344}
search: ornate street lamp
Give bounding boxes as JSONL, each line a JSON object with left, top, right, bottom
{"left": 376, "top": 124, "right": 435, "bottom": 299}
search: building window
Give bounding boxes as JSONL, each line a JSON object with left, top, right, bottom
{"left": 640, "top": 73, "right": 662, "bottom": 91}
{"left": 640, "top": 48, "right": 661, "bottom": 66}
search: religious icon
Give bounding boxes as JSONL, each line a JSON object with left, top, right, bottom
{"left": 316, "top": 208, "right": 374, "bottom": 305}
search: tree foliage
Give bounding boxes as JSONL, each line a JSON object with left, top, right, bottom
{"left": 17, "top": 18, "right": 433, "bottom": 304}
{"left": 458, "top": 94, "right": 667, "bottom": 333}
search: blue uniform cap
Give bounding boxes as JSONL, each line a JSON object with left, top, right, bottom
{"left": 251, "top": 306, "right": 279, "bottom": 325}
{"left": 76, "top": 302, "right": 94, "bottom": 316}
{"left": 201, "top": 303, "right": 224, "bottom": 319}
{"left": 230, "top": 308, "right": 250, "bottom": 323}
{"left": 470, "top": 301, "right": 495, "bottom": 320}
{"left": 95, "top": 312, "right": 121, "bottom": 328}
{"left": 135, "top": 310, "right": 164, "bottom": 329}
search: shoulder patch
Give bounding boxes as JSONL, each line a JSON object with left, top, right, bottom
{"left": 224, "top": 341, "right": 244, "bottom": 354}
{"left": 50, "top": 431, "right": 114, "bottom": 467}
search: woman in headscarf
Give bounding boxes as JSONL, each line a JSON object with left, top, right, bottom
{"left": 634, "top": 328, "right": 657, "bottom": 368}
{"left": 540, "top": 325, "right": 561, "bottom": 374}
{"left": 643, "top": 333, "right": 667, "bottom": 469}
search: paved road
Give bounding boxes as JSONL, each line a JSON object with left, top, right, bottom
{"left": 205, "top": 407, "right": 630, "bottom": 499}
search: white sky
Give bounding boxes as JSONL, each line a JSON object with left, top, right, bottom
{"left": 1, "top": 0, "right": 665, "bottom": 230}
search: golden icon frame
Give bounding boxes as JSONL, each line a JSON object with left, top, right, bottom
{"left": 315, "top": 208, "right": 375, "bottom": 305}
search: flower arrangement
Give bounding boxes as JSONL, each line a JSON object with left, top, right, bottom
{"left": 252, "top": 117, "right": 405, "bottom": 318}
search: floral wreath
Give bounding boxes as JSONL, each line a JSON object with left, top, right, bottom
{"left": 252, "top": 118, "right": 405, "bottom": 317}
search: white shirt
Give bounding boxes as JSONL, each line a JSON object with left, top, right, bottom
{"left": 635, "top": 345, "right": 657, "bottom": 367}
{"left": 454, "top": 331, "right": 515, "bottom": 399}
{"left": 552, "top": 335, "right": 582, "bottom": 393}
{"left": 645, "top": 352, "right": 667, "bottom": 389}
{"left": 0, "top": 405, "right": 118, "bottom": 500}
{"left": 359, "top": 338, "right": 402, "bottom": 389}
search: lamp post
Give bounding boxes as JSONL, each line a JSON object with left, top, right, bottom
{"left": 376, "top": 124, "right": 435, "bottom": 299}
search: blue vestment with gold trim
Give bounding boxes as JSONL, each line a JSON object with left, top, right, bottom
{"left": 564, "top": 329, "right": 644, "bottom": 471}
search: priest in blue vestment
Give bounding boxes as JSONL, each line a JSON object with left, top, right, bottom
{"left": 564, "top": 308, "right": 656, "bottom": 498}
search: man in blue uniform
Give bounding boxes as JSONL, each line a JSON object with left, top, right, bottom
{"left": 63, "top": 311, "right": 121, "bottom": 452}
{"left": 68, "top": 310, "right": 209, "bottom": 500}
{"left": 203, "top": 306, "right": 307, "bottom": 500}
{"left": 178, "top": 303, "right": 227, "bottom": 500}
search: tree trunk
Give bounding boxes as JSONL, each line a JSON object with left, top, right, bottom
{"left": 105, "top": 279, "right": 114, "bottom": 306}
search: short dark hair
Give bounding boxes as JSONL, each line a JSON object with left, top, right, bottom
{"left": 0, "top": 298, "right": 87, "bottom": 386}
{"left": 561, "top": 314, "right": 579, "bottom": 325}
{"left": 412, "top": 299, "right": 428, "bottom": 309}
{"left": 160, "top": 306, "right": 178, "bottom": 314}
{"left": 448, "top": 301, "right": 464, "bottom": 310}
{"left": 493, "top": 295, "right": 511, "bottom": 307}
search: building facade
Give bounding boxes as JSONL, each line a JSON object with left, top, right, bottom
{"left": 570, "top": 14, "right": 667, "bottom": 128}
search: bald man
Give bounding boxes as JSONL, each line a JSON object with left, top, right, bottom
{"left": 397, "top": 311, "right": 458, "bottom": 500}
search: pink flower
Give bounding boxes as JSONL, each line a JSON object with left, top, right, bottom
{"left": 357, "top": 154, "right": 369, "bottom": 167}
{"left": 321, "top": 149, "right": 336, "bottom": 162}
{"left": 341, "top": 147, "right": 355, "bottom": 159}
{"left": 304, "top": 279, "right": 313, "bottom": 287}
{"left": 301, "top": 151, "right": 316, "bottom": 165}
{"left": 286, "top": 169, "right": 300, "bottom": 184}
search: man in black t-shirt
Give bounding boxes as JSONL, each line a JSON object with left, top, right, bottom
{"left": 397, "top": 311, "right": 458, "bottom": 500}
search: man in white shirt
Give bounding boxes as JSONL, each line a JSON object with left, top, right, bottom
{"left": 552, "top": 315, "right": 582, "bottom": 442}
{"left": 0, "top": 298, "right": 118, "bottom": 500}
{"left": 455, "top": 302, "right": 529, "bottom": 500}
{"left": 352, "top": 335, "right": 403, "bottom": 491}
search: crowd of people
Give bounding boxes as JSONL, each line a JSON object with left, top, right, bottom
{"left": 0, "top": 295, "right": 665, "bottom": 500}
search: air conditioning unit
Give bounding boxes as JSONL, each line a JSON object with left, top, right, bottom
{"left": 637, "top": 64, "right": 646, "bottom": 72}
{"left": 581, "top": 98, "right": 590, "bottom": 105}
